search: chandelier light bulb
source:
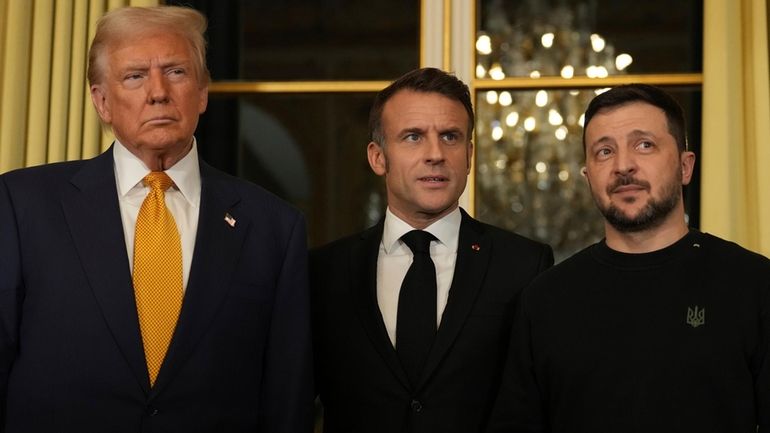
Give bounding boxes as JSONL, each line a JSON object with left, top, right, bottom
{"left": 596, "top": 66, "right": 609, "bottom": 78}
{"left": 499, "top": 91, "right": 513, "bottom": 106}
{"left": 555, "top": 125, "right": 568, "bottom": 140}
{"left": 590, "top": 33, "right": 606, "bottom": 52}
{"left": 476, "top": 34, "right": 493, "bottom": 55}
{"left": 560, "top": 65, "right": 575, "bottom": 79}
{"left": 548, "top": 109, "right": 564, "bottom": 126}
{"left": 492, "top": 125, "right": 504, "bottom": 141}
{"left": 616, "top": 53, "right": 633, "bottom": 70}
{"left": 476, "top": 64, "right": 487, "bottom": 78}
{"left": 541, "top": 32, "right": 555, "bottom": 48}
{"left": 485, "top": 91, "right": 499, "bottom": 105}
{"left": 535, "top": 90, "right": 548, "bottom": 107}
{"left": 489, "top": 64, "right": 506, "bottom": 80}
{"left": 505, "top": 111, "right": 519, "bottom": 127}
{"left": 524, "top": 116, "right": 537, "bottom": 131}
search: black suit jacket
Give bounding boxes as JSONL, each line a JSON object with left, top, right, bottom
{"left": 310, "top": 210, "right": 553, "bottom": 433}
{"left": 0, "top": 147, "right": 313, "bottom": 433}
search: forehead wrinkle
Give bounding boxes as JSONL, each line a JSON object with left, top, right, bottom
{"left": 627, "top": 129, "right": 657, "bottom": 139}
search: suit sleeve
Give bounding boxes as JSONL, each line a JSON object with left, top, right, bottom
{"left": 0, "top": 177, "right": 22, "bottom": 432}
{"left": 486, "top": 287, "right": 547, "bottom": 433}
{"left": 258, "top": 212, "right": 314, "bottom": 433}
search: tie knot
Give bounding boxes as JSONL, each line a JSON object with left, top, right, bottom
{"left": 144, "top": 172, "right": 174, "bottom": 192}
{"left": 401, "top": 230, "right": 436, "bottom": 255}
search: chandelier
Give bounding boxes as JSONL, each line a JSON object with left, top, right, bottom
{"left": 474, "top": 0, "right": 634, "bottom": 261}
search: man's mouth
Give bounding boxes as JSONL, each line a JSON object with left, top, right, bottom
{"left": 419, "top": 176, "right": 448, "bottom": 182}
{"left": 613, "top": 184, "right": 646, "bottom": 193}
{"left": 608, "top": 176, "right": 650, "bottom": 195}
{"left": 145, "top": 116, "right": 176, "bottom": 125}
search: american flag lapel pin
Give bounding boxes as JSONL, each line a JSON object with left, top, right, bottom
{"left": 224, "top": 212, "right": 236, "bottom": 228}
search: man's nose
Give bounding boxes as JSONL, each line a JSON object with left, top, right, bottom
{"left": 613, "top": 147, "right": 637, "bottom": 175}
{"left": 146, "top": 71, "right": 169, "bottom": 104}
{"left": 424, "top": 136, "right": 446, "bottom": 164}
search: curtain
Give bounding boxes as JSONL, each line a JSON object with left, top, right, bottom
{"left": 0, "top": 0, "right": 159, "bottom": 174}
{"left": 702, "top": 0, "right": 770, "bottom": 256}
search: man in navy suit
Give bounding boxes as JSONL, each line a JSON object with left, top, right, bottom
{"left": 310, "top": 68, "right": 553, "bottom": 433}
{"left": 0, "top": 6, "right": 312, "bottom": 432}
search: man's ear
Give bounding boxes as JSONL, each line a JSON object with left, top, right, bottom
{"left": 680, "top": 151, "right": 696, "bottom": 185}
{"left": 90, "top": 85, "right": 112, "bottom": 124}
{"left": 198, "top": 84, "right": 208, "bottom": 114}
{"left": 466, "top": 141, "right": 474, "bottom": 173}
{"left": 581, "top": 166, "right": 591, "bottom": 187}
{"left": 367, "top": 142, "right": 387, "bottom": 176}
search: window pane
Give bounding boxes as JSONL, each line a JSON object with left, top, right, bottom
{"left": 476, "top": 0, "right": 702, "bottom": 78}
{"left": 168, "top": 0, "right": 420, "bottom": 81}
{"left": 474, "top": 87, "right": 701, "bottom": 262}
{"left": 196, "top": 94, "right": 384, "bottom": 248}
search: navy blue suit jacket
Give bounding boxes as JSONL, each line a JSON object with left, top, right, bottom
{"left": 0, "top": 147, "right": 313, "bottom": 433}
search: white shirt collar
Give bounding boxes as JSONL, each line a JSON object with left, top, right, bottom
{"left": 113, "top": 138, "right": 202, "bottom": 208}
{"left": 381, "top": 206, "right": 462, "bottom": 254}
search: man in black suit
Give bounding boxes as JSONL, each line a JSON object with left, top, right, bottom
{"left": 0, "top": 6, "right": 312, "bottom": 432}
{"left": 310, "top": 67, "right": 553, "bottom": 433}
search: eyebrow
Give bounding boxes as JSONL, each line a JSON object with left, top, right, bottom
{"left": 590, "top": 136, "right": 615, "bottom": 147}
{"left": 397, "top": 127, "right": 426, "bottom": 136}
{"left": 626, "top": 129, "right": 656, "bottom": 140}
{"left": 439, "top": 126, "right": 464, "bottom": 136}
{"left": 120, "top": 58, "right": 190, "bottom": 71}
{"left": 591, "top": 129, "right": 656, "bottom": 147}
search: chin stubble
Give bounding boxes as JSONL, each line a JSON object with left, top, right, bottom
{"left": 597, "top": 173, "right": 682, "bottom": 233}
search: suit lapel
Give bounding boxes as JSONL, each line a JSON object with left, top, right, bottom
{"left": 151, "top": 162, "right": 245, "bottom": 394}
{"left": 417, "top": 210, "right": 491, "bottom": 390}
{"left": 62, "top": 148, "right": 150, "bottom": 395}
{"left": 350, "top": 222, "right": 411, "bottom": 390}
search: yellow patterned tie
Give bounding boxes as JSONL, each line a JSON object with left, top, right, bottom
{"left": 132, "top": 171, "right": 183, "bottom": 386}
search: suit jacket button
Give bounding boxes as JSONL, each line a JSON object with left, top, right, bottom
{"left": 410, "top": 399, "right": 423, "bottom": 413}
{"left": 146, "top": 406, "right": 159, "bottom": 417}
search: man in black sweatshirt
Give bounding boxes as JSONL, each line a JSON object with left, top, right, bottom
{"left": 488, "top": 84, "right": 770, "bottom": 433}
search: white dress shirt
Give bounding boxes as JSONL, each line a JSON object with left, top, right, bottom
{"left": 376, "top": 207, "right": 461, "bottom": 347}
{"left": 113, "top": 139, "right": 201, "bottom": 290}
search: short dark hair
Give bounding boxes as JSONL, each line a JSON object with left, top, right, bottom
{"left": 582, "top": 84, "right": 688, "bottom": 153}
{"left": 368, "top": 67, "right": 474, "bottom": 145}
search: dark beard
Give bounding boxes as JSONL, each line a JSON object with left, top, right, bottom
{"left": 598, "top": 174, "right": 682, "bottom": 233}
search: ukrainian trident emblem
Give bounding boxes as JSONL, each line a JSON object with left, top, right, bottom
{"left": 686, "top": 306, "right": 705, "bottom": 328}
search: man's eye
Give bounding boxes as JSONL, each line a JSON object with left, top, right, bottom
{"left": 596, "top": 148, "right": 612, "bottom": 158}
{"left": 637, "top": 141, "right": 654, "bottom": 150}
{"left": 404, "top": 133, "right": 420, "bottom": 142}
{"left": 442, "top": 133, "right": 458, "bottom": 142}
{"left": 125, "top": 74, "right": 143, "bottom": 80}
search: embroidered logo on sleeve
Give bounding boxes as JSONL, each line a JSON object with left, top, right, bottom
{"left": 686, "top": 306, "right": 705, "bottom": 328}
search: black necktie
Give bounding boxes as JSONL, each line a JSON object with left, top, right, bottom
{"left": 396, "top": 230, "right": 438, "bottom": 386}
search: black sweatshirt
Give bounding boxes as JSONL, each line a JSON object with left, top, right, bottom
{"left": 488, "top": 230, "right": 770, "bottom": 433}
